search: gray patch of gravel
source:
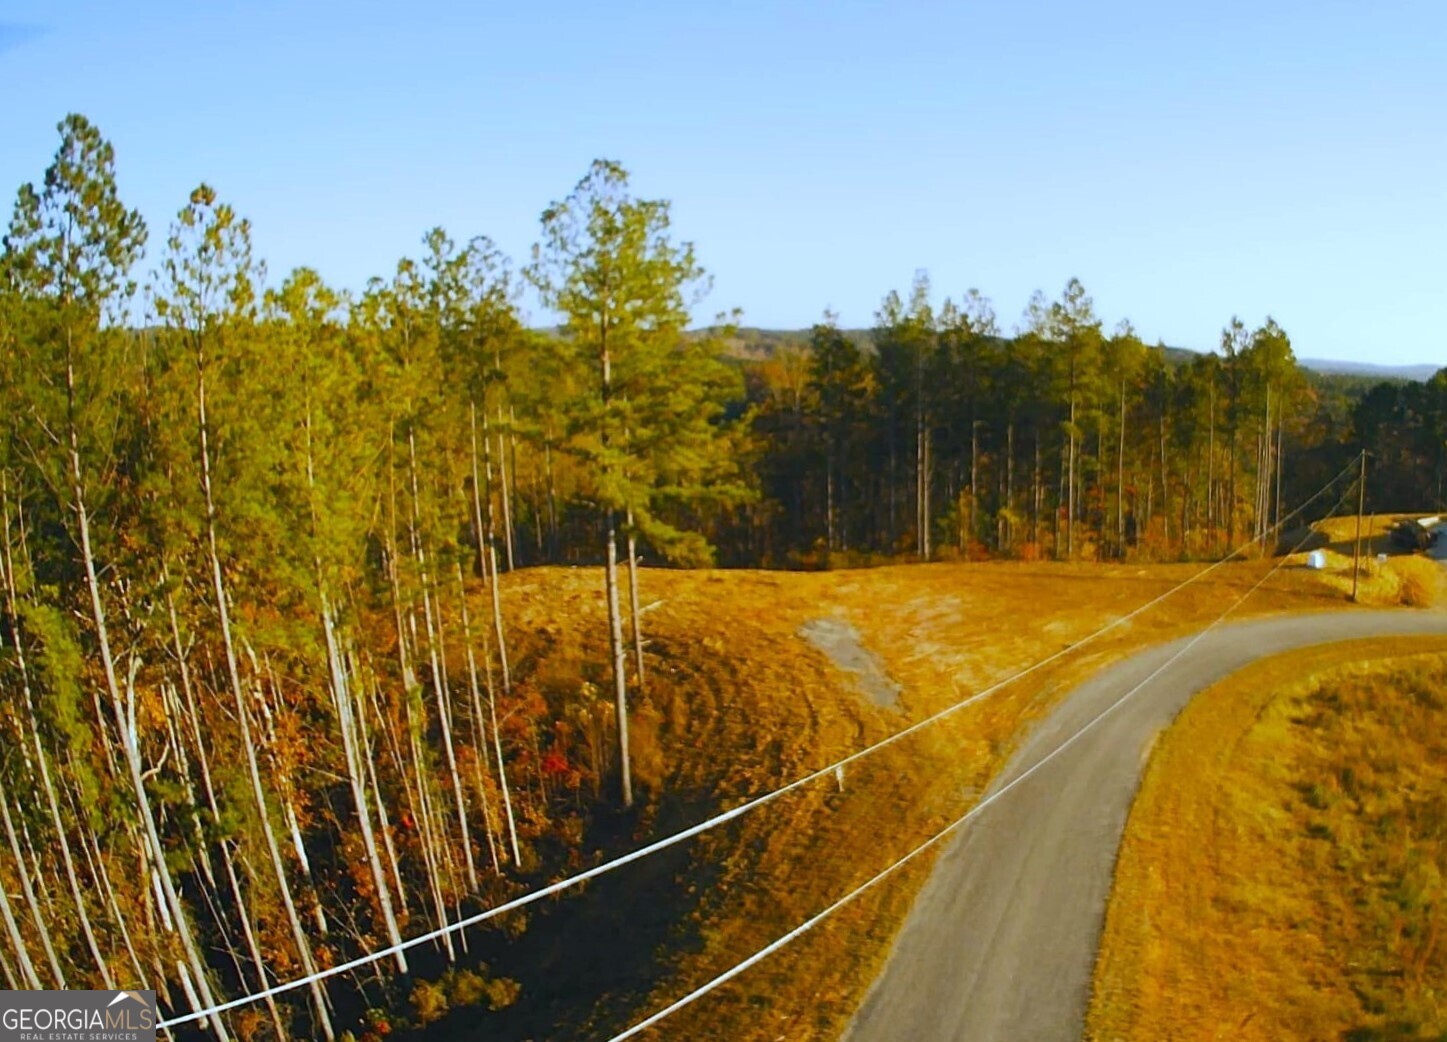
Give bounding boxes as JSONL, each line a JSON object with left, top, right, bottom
{"left": 800, "top": 616, "right": 902, "bottom": 710}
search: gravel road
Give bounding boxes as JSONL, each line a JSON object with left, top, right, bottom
{"left": 843, "top": 609, "right": 1447, "bottom": 1042}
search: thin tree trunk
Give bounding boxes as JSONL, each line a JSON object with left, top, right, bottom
{"left": 496, "top": 405, "right": 516, "bottom": 572}
{"left": 66, "top": 781, "right": 146, "bottom": 992}
{"left": 1067, "top": 393, "right": 1077, "bottom": 559}
{"left": 0, "top": 784, "right": 58, "bottom": 986}
{"left": 970, "top": 420, "right": 979, "bottom": 552}
{"left": 359, "top": 670, "right": 409, "bottom": 910}
{"left": 598, "top": 316, "right": 631, "bottom": 808}
{"left": 471, "top": 404, "right": 520, "bottom": 862}
{"left": 477, "top": 550, "right": 520, "bottom": 865}
{"left": 1159, "top": 409, "right": 1170, "bottom": 552}
{"left": 605, "top": 511, "right": 632, "bottom": 807}
{"left": 159, "top": 583, "right": 283, "bottom": 1036}
{"left": 1275, "top": 420, "right": 1285, "bottom": 533}
{"left": 1032, "top": 431, "right": 1042, "bottom": 549}
{"left": 0, "top": 836, "right": 40, "bottom": 989}
{"left": 1117, "top": 381, "right": 1127, "bottom": 555}
{"left": 1006, "top": 421, "right": 1015, "bottom": 552}
{"left": 407, "top": 434, "right": 477, "bottom": 892}
{"left": 402, "top": 676, "right": 455, "bottom": 960}
{"left": 1207, "top": 381, "right": 1216, "bottom": 552}
{"left": 195, "top": 338, "right": 330, "bottom": 1041}
{"left": 454, "top": 564, "right": 501, "bottom": 874}
{"left": 625, "top": 508, "right": 646, "bottom": 695}
{"left": 0, "top": 498, "right": 109, "bottom": 987}
{"left": 322, "top": 597, "right": 407, "bottom": 969}
{"left": 67, "top": 335, "right": 226, "bottom": 1037}
{"left": 544, "top": 423, "right": 559, "bottom": 560}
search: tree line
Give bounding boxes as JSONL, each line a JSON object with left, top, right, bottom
{"left": 0, "top": 113, "right": 1441, "bottom": 1039}
{"left": 0, "top": 116, "right": 741, "bottom": 1039}
{"left": 745, "top": 275, "right": 1357, "bottom": 565}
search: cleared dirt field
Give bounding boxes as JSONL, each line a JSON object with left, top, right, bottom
{"left": 461, "top": 555, "right": 1379, "bottom": 1040}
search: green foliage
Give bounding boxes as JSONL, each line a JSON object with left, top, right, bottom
{"left": 529, "top": 159, "right": 751, "bottom": 564}
{"left": 409, "top": 966, "right": 520, "bottom": 1026}
{"left": 0, "top": 111, "right": 1441, "bottom": 1040}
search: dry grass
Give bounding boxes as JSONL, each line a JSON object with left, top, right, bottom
{"left": 1279, "top": 512, "right": 1447, "bottom": 609}
{"left": 1283, "top": 547, "right": 1447, "bottom": 607}
{"left": 485, "top": 557, "right": 1381, "bottom": 1040}
{"left": 1087, "top": 641, "right": 1447, "bottom": 1042}
{"left": 1312, "top": 513, "right": 1417, "bottom": 553}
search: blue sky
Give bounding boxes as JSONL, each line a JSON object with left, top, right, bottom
{"left": 1, "top": 1, "right": 1444, "bottom": 363}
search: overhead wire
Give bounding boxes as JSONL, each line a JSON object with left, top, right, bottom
{"left": 160, "top": 456, "right": 1362, "bottom": 1031}
{"left": 600, "top": 462, "right": 1363, "bottom": 1042}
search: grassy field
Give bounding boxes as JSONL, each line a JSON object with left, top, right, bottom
{"left": 1283, "top": 512, "right": 1446, "bottom": 607}
{"left": 1087, "top": 641, "right": 1447, "bottom": 1042}
{"left": 459, "top": 546, "right": 1419, "bottom": 1041}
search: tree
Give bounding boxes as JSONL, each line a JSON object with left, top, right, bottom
{"left": 872, "top": 273, "right": 935, "bottom": 555}
{"left": 808, "top": 312, "right": 869, "bottom": 552}
{"left": 1, "top": 116, "right": 235, "bottom": 1037}
{"left": 529, "top": 160, "right": 710, "bottom": 808}
{"left": 1101, "top": 321, "right": 1146, "bottom": 556}
{"left": 153, "top": 184, "right": 336, "bottom": 1040}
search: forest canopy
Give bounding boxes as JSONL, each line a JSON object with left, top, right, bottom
{"left": 0, "top": 113, "right": 1443, "bottom": 1040}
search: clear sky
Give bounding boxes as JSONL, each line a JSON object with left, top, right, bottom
{"left": 2, "top": 1, "right": 1444, "bottom": 364}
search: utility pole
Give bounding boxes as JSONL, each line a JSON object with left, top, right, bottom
{"left": 1351, "top": 450, "right": 1367, "bottom": 602}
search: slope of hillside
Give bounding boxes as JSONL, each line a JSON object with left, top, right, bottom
{"left": 409, "top": 558, "right": 1370, "bottom": 1040}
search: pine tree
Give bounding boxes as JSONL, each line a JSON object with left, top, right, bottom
{"left": 529, "top": 160, "right": 712, "bottom": 808}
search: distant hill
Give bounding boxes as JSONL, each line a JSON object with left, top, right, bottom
{"left": 708, "top": 328, "right": 1438, "bottom": 383}
{"left": 1297, "top": 358, "right": 1438, "bottom": 381}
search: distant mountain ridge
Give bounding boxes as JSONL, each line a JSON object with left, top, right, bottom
{"left": 1297, "top": 358, "right": 1438, "bottom": 381}
{"left": 703, "top": 327, "right": 1438, "bottom": 381}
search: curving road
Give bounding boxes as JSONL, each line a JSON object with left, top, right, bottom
{"left": 843, "top": 609, "right": 1447, "bottom": 1042}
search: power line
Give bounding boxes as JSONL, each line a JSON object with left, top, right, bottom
{"left": 601, "top": 473, "right": 1359, "bottom": 1042}
{"left": 158, "top": 459, "right": 1359, "bottom": 1031}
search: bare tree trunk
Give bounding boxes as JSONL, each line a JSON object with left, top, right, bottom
{"left": 0, "top": 784, "right": 56, "bottom": 987}
{"left": 510, "top": 404, "right": 527, "bottom": 563}
{"left": 625, "top": 508, "right": 646, "bottom": 695}
{"left": 195, "top": 341, "right": 330, "bottom": 1041}
{"left": 1117, "top": 382, "right": 1127, "bottom": 555}
{"left": 1067, "top": 394, "right": 1077, "bottom": 559}
{"left": 322, "top": 597, "right": 407, "bottom": 969}
{"left": 605, "top": 510, "right": 632, "bottom": 807}
{"left": 66, "top": 338, "right": 226, "bottom": 1036}
{"left": 917, "top": 403, "right": 930, "bottom": 560}
{"left": 403, "top": 673, "right": 456, "bottom": 961}
{"left": 359, "top": 670, "right": 409, "bottom": 909}
{"left": 1275, "top": 420, "right": 1284, "bottom": 533}
{"left": 1159, "top": 409, "right": 1170, "bottom": 552}
{"left": 66, "top": 782, "right": 146, "bottom": 992}
{"left": 478, "top": 549, "right": 521, "bottom": 865}
{"left": 0, "top": 501, "right": 110, "bottom": 987}
{"left": 1207, "top": 382, "right": 1216, "bottom": 553}
{"left": 157, "top": 588, "right": 281, "bottom": 1034}
{"left": 544, "top": 423, "right": 559, "bottom": 560}
{"left": 970, "top": 420, "right": 980, "bottom": 552}
{"left": 0, "top": 853, "right": 38, "bottom": 989}
{"left": 1032, "top": 431, "right": 1042, "bottom": 549}
{"left": 454, "top": 565, "right": 501, "bottom": 874}
{"left": 496, "top": 405, "right": 516, "bottom": 572}
{"left": 406, "top": 435, "right": 477, "bottom": 893}
{"left": 598, "top": 318, "right": 631, "bottom": 808}
{"left": 471, "top": 403, "right": 520, "bottom": 863}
